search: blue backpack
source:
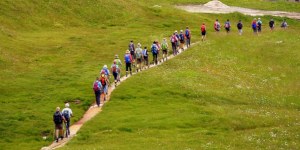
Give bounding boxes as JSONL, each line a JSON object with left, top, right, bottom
{"left": 185, "top": 30, "right": 189, "bottom": 37}
{"left": 151, "top": 45, "right": 158, "bottom": 54}
{"left": 125, "top": 54, "right": 131, "bottom": 63}
{"left": 252, "top": 23, "right": 257, "bottom": 28}
{"left": 63, "top": 110, "right": 70, "bottom": 121}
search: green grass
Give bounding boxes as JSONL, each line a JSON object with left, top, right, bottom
{"left": 0, "top": 0, "right": 299, "bottom": 149}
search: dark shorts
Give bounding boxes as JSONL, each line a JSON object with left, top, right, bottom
{"left": 201, "top": 31, "right": 206, "bottom": 35}
{"left": 225, "top": 28, "right": 230, "bottom": 32}
{"left": 162, "top": 50, "right": 167, "bottom": 54}
{"left": 130, "top": 51, "right": 135, "bottom": 59}
{"left": 252, "top": 27, "right": 257, "bottom": 32}
{"left": 113, "top": 72, "right": 118, "bottom": 80}
{"left": 55, "top": 124, "right": 63, "bottom": 130}
{"left": 136, "top": 58, "right": 142, "bottom": 64}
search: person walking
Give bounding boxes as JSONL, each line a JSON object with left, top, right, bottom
{"left": 135, "top": 43, "right": 143, "bottom": 72}
{"left": 99, "top": 70, "right": 109, "bottom": 103}
{"left": 161, "top": 38, "right": 168, "bottom": 62}
{"left": 151, "top": 41, "right": 159, "bottom": 65}
{"left": 53, "top": 107, "right": 65, "bottom": 142}
{"left": 100, "top": 65, "right": 110, "bottom": 79}
{"left": 252, "top": 18, "right": 258, "bottom": 35}
{"left": 237, "top": 20, "right": 243, "bottom": 35}
{"left": 175, "top": 31, "right": 180, "bottom": 52}
{"left": 224, "top": 19, "right": 231, "bottom": 33}
{"left": 170, "top": 32, "right": 178, "bottom": 56}
{"left": 257, "top": 18, "right": 262, "bottom": 32}
{"left": 142, "top": 46, "right": 149, "bottom": 69}
{"left": 124, "top": 50, "right": 133, "bottom": 77}
{"left": 185, "top": 26, "right": 191, "bottom": 48}
{"left": 113, "top": 55, "right": 122, "bottom": 82}
{"left": 201, "top": 23, "right": 206, "bottom": 41}
{"left": 93, "top": 77, "right": 102, "bottom": 107}
{"left": 111, "top": 61, "right": 120, "bottom": 86}
{"left": 62, "top": 103, "right": 73, "bottom": 138}
{"left": 179, "top": 30, "right": 185, "bottom": 51}
{"left": 281, "top": 19, "right": 288, "bottom": 29}
{"left": 269, "top": 18, "right": 275, "bottom": 31}
{"left": 214, "top": 19, "right": 221, "bottom": 32}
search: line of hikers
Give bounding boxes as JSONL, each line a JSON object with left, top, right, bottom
{"left": 92, "top": 26, "right": 192, "bottom": 108}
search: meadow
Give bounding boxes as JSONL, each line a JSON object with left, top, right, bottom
{"left": 0, "top": 0, "right": 299, "bottom": 149}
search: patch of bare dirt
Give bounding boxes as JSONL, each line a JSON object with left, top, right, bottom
{"left": 176, "top": 0, "right": 300, "bottom": 20}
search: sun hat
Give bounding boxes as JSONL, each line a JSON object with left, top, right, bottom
{"left": 103, "top": 65, "right": 107, "bottom": 68}
{"left": 126, "top": 50, "right": 130, "bottom": 54}
{"left": 65, "top": 103, "right": 69, "bottom": 108}
{"left": 137, "top": 43, "right": 141, "bottom": 47}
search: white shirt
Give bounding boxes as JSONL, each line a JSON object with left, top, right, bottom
{"left": 62, "top": 108, "right": 73, "bottom": 118}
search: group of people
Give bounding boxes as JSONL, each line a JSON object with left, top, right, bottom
{"left": 207, "top": 18, "right": 289, "bottom": 37}
{"left": 53, "top": 103, "right": 73, "bottom": 142}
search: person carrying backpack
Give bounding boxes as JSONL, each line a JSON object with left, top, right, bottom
{"left": 185, "top": 26, "right": 191, "bottom": 48}
{"left": 53, "top": 107, "right": 65, "bottom": 142}
{"left": 100, "top": 65, "right": 110, "bottom": 80}
{"left": 257, "top": 18, "right": 262, "bottom": 32}
{"left": 269, "top": 18, "right": 275, "bottom": 31}
{"left": 170, "top": 32, "right": 178, "bottom": 56}
{"left": 135, "top": 43, "right": 143, "bottom": 72}
{"left": 151, "top": 41, "right": 159, "bottom": 65}
{"left": 100, "top": 70, "right": 109, "bottom": 102}
{"left": 214, "top": 19, "right": 221, "bottom": 32}
{"left": 224, "top": 19, "right": 231, "bottom": 33}
{"left": 124, "top": 50, "right": 133, "bottom": 77}
{"left": 62, "top": 103, "right": 73, "bottom": 138}
{"left": 113, "top": 55, "right": 122, "bottom": 82}
{"left": 142, "top": 46, "right": 149, "bottom": 69}
{"left": 161, "top": 38, "right": 168, "bottom": 62}
{"left": 252, "top": 18, "right": 258, "bottom": 35}
{"left": 111, "top": 61, "right": 120, "bottom": 86}
{"left": 281, "top": 19, "right": 288, "bottom": 29}
{"left": 179, "top": 30, "right": 185, "bottom": 51}
{"left": 93, "top": 77, "right": 102, "bottom": 107}
{"left": 237, "top": 20, "right": 243, "bottom": 35}
{"left": 175, "top": 31, "right": 180, "bottom": 51}
{"left": 201, "top": 23, "right": 206, "bottom": 41}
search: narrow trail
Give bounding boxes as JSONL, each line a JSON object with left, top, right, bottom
{"left": 176, "top": 0, "right": 300, "bottom": 20}
{"left": 42, "top": 42, "right": 197, "bottom": 150}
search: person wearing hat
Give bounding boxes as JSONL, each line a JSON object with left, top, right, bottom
{"left": 111, "top": 61, "right": 120, "bottom": 86}
{"left": 252, "top": 18, "right": 258, "bottom": 35}
{"left": 124, "top": 50, "right": 133, "bottom": 77}
{"left": 62, "top": 103, "right": 73, "bottom": 138}
{"left": 135, "top": 43, "right": 143, "bottom": 72}
{"left": 257, "top": 18, "right": 262, "bottom": 32}
{"left": 53, "top": 107, "right": 65, "bottom": 142}
{"left": 170, "top": 32, "right": 178, "bottom": 56}
{"left": 161, "top": 38, "right": 168, "bottom": 62}
{"left": 201, "top": 23, "right": 207, "bottom": 41}
{"left": 175, "top": 30, "right": 180, "bottom": 51}
{"left": 185, "top": 26, "right": 191, "bottom": 48}
{"left": 179, "top": 30, "right": 185, "bottom": 51}
{"left": 113, "top": 54, "right": 122, "bottom": 82}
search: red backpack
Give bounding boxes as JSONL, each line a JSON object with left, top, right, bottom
{"left": 112, "top": 65, "right": 117, "bottom": 73}
{"left": 201, "top": 25, "right": 206, "bottom": 32}
{"left": 93, "top": 81, "right": 99, "bottom": 91}
{"left": 100, "top": 74, "right": 106, "bottom": 86}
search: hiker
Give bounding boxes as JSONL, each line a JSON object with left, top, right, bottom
{"left": 53, "top": 107, "right": 65, "bottom": 142}
{"left": 151, "top": 41, "right": 159, "bottom": 65}
{"left": 142, "top": 46, "right": 149, "bottom": 69}
{"left": 99, "top": 70, "right": 109, "bottom": 102}
{"left": 155, "top": 40, "right": 161, "bottom": 62}
{"left": 161, "top": 38, "right": 168, "bottom": 62}
{"left": 113, "top": 55, "right": 122, "bottom": 82}
{"left": 124, "top": 50, "right": 133, "bottom": 77}
{"left": 62, "top": 103, "right": 73, "bottom": 138}
{"left": 224, "top": 19, "right": 231, "bottom": 33}
{"left": 237, "top": 20, "right": 243, "bottom": 35}
{"left": 175, "top": 31, "right": 180, "bottom": 52}
{"left": 185, "top": 26, "right": 191, "bottom": 48}
{"left": 93, "top": 77, "right": 102, "bottom": 107}
{"left": 111, "top": 61, "right": 120, "bottom": 86}
{"left": 135, "top": 43, "right": 143, "bottom": 72}
{"left": 269, "top": 18, "right": 275, "bottom": 31}
{"left": 128, "top": 40, "right": 135, "bottom": 67}
{"left": 214, "top": 19, "right": 221, "bottom": 32}
{"left": 257, "top": 18, "right": 262, "bottom": 32}
{"left": 281, "top": 19, "right": 288, "bottom": 29}
{"left": 252, "top": 18, "right": 258, "bottom": 35}
{"left": 170, "top": 32, "right": 178, "bottom": 56}
{"left": 201, "top": 23, "right": 206, "bottom": 41}
{"left": 179, "top": 30, "right": 185, "bottom": 51}
{"left": 100, "top": 65, "right": 110, "bottom": 79}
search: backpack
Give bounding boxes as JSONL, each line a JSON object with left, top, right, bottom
{"left": 136, "top": 49, "right": 142, "bottom": 59}
{"left": 125, "top": 54, "right": 131, "bottom": 63}
{"left": 100, "top": 75, "right": 106, "bottom": 86}
{"left": 171, "top": 35, "right": 177, "bottom": 43}
{"left": 143, "top": 49, "right": 148, "bottom": 57}
{"left": 129, "top": 43, "right": 134, "bottom": 51}
{"left": 225, "top": 22, "right": 230, "bottom": 28}
{"left": 179, "top": 34, "right": 184, "bottom": 41}
{"left": 252, "top": 22, "right": 257, "bottom": 28}
{"left": 237, "top": 23, "right": 242, "bottom": 29}
{"left": 185, "top": 30, "right": 189, "bottom": 37}
{"left": 112, "top": 64, "right": 117, "bottom": 73}
{"left": 161, "top": 43, "right": 167, "bottom": 50}
{"left": 151, "top": 45, "right": 158, "bottom": 54}
{"left": 201, "top": 25, "right": 206, "bottom": 32}
{"left": 93, "top": 81, "right": 99, "bottom": 91}
{"left": 54, "top": 112, "right": 62, "bottom": 124}
{"left": 62, "top": 110, "right": 70, "bottom": 121}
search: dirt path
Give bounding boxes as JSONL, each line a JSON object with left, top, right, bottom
{"left": 41, "top": 43, "right": 197, "bottom": 150}
{"left": 176, "top": 0, "right": 300, "bottom": 20}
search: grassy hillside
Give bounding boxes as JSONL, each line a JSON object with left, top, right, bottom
{"left": 0, "top": 0, "right": 299, "bottom": 149}
{"left": 62, "top": 21, "right": 300, "bottom": 149}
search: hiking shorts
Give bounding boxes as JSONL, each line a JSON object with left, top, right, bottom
{"left": 136, "top": 58, "right": 142, "bottom": 64}
{"left": 252, "top": 27, "right": 257, "bottom": 32}
{"left": 126, "top": 63, "right": 131, "bottom": 71}
{"left": 225, "top": 28, "right": 230, "bottom": 32}
{"left": 201, "top": 31, "right": 206, "bottom": 35}
{"left": 130, "top": 51, "right": 135, "bottom": 59}
{"left": 55, "top": 124, "right": 63, "bottom": 130}
{"left": 112, "top": 72, "right": 118, "bottom": 80}
{"left": 162, "top": 50, "right": 167, "bottom": 54}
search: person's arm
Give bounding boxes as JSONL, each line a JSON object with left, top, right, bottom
{"left": 70, "top": 109, "right": 73, "bottom": 117}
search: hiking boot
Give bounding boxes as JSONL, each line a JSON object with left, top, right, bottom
{"left": 56, "top": 138, "right": 59, "bottom": 143}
